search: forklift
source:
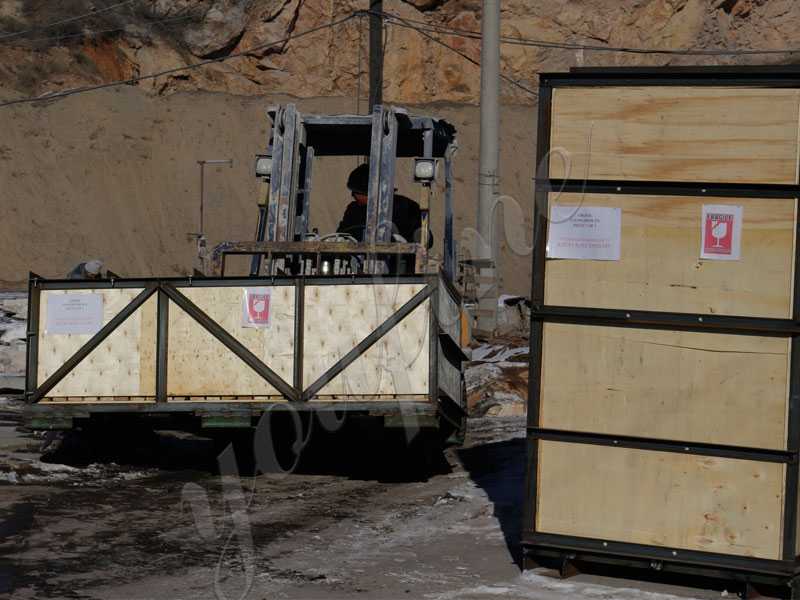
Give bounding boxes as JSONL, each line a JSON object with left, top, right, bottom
{"left": 24, "top": 104, "right": 467, "bottom": 470}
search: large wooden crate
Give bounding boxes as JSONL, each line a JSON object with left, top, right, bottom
{"left": 27, "top": 275, "right": 464, "bottom": 410}
{"left": 525, "top": 67, "right": 800, "bottom": 585}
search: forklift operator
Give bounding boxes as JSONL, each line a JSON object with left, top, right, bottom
{"left": 337, "top": 164, "right": 429, "bottom": 246}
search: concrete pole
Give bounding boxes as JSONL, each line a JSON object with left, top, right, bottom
{"left": 475, "top": 0, "right": 500, "bottom": 335}
{"left": 477, "top": 0, "right": 500, "bottom": 243}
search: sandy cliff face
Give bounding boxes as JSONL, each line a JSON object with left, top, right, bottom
{"left": 0, "top": 89, "right": 536, "bottom": 292}
{"left": 1, "top": 0, "right": 798, "bottom": 105}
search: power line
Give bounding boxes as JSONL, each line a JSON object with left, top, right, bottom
{"left": 0, "top": 12, "right": 361, "bottom": 109}
{"left": 0, "top": 0, "right": 138, "bottom": 42}
{"left": 375, "top": 10, "right": 800, "bottom": 57}
{"left": 377, "top": 11, "right": 537, "bottom": 97}
{"left": 7, "top": 5, "right": 796, "bottom": 111}
{"left": 11, "top": 12, "right": 196, "bottom": 46}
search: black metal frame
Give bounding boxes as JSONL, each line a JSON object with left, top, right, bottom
{"left": 525, "top": 68, "right": 800, "bottom": 587}
{"left": 26, "top": 400, "right": 440, "bottom": 418}
{"left": 25, "top": 273, "right": 450, "bottom": 410}
{"left": 248, "top": 104, "right": 458, "bottom": 278}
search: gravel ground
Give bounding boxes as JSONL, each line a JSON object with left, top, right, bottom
{"left": 0, "top": 398, "right": 733, "bottom": 600}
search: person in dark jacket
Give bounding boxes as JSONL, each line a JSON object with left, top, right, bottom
{"left": 337, "top": 164, "right": 429, "bottom": 245}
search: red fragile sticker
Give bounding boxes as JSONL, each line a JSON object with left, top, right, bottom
{"left": 703, "top": 212, "right": 734, "bottom": 255}
{"left": 245, "top": 291, "right": 270, "bottom": 326}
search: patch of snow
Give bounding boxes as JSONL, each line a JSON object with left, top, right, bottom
{"left": 1, "top": 471, "right": 19, "bottom": 484}
{"left": 0, "top": 457, "right": 155, "bottom": 485}
{"left": 470, "top": 344, "right": 501, "bottom": 361}
{"left": 32, "top": 461, "right": 81, "bottom": 473}
{"left": 498, "top": 294, "right": 525, "bottom": 307}
{"left": 492, "top": 391, "right": 524, "bottom": 403}
{"left": 470, "top": 586, "right": 511, "bottom": 595}
{"left": 483, "top": 346, "right": 528, "bottom": 363}
{"left": 0, "top": 396, "right": 24, "bottom": 412}
{"left": 465, "top": 363, "right": 503, "bottom": 392}
{"left": 430, "top": 572, "right": 710, "bottom": 600}
{"left": 0, "top": 321, "right": 26, "bottom": 343}
{"left": 520, "top": 572, "right": 708, "bottom": 600}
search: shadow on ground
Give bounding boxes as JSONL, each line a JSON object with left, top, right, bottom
{"left": 457, "top": 436, "right": 526, "bottom": 570}
{"left": 39, "top": 412, "right": 452, "bottom": 483}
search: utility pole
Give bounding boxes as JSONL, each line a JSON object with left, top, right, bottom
{"left": 369, "top": 0, "right": 383, "bottom": 111}
{"left": 476, "top": 0, "right": 500, "bottom": 334}
{"left": 478, "top": 0, "right": 500, "bottom": 241}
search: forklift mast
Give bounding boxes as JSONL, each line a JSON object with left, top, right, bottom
{"left": 208, "top": 104, "right": 457, "bottom": 279}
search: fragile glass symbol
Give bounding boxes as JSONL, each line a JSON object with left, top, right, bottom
{"left": 252, "top": 298, "right": 267, "bottom": 314}
{"left": 711, "top": 219, "right": 728, "bottom": 248}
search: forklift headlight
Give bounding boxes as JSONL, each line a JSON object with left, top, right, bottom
{"left": 414, "top": 158, "right": 436, "bottom": 182}
{"left": 255, "top": 154, "right": 273, "bottom": 179}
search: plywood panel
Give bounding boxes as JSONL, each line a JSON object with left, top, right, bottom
{"left": 37, "top": 289, "right": 155, "bottom": 397}
{"left": 540, "top": 323, "right": 790, "bottom": 449}
{"left": 536, "top": 441, "right": 785, "bottom": 559}
{"left": 167, "top": 286, "right": 295, "bottom": 397}
{"left": 303, "top": 284, "right": 429, "bottom": 397}
{"left": 545, "top": 194, "right": 796, "bottom": 318}
{"left": 549, "top": 86, "right": 800, "bottom": 184}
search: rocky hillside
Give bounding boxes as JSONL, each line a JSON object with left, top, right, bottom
{"left": 1, "top": 0, "right": 798, "bottom": 105}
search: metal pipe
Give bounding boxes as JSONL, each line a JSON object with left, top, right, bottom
{"left": 198, "top": 161, "right": 205, "bottom": 235}
{"left": 477, "top": 0, "right": 500, "bottom": 245}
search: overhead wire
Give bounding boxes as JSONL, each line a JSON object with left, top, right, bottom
{"left": 0, "top": 12, "right": 361, "bottom": 109}
{"left": 374, "top": 10, "right": 537, "bottom": 97}
{"left": 373, "top": 9, "right": 800, "bottom": 57}
{"left": 4, "top": 6, "right": 800, "bottom": 109}
{"left": 9, "top": 12, "right": 198, "bottom": 46}
{"left": 0, "top": 0, "right": 138, "bottom": 42}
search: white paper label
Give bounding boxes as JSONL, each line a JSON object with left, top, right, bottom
{"left": 546, "top": 206, "right": 622, "bottom": 261}
{"left": 45, "top": 293, "right": 104, "bottom": 335}
{"left": 242, "top": 287, "right": 272, "bottom": 329}
{"left": 700, "top": 204, "right": 742, "bottom": 261}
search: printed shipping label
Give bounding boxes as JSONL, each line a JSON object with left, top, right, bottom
{"left": 546, "top": 206, "right": 622, "bottom": 261}
{"left": 45, "top": 293, "right": 104, "bottom": 335}
{"left": 242, "top": 288, "right": 271, "bottom": 328}
{"left": 701, "top": 205, "right": 742, "bottom": 261}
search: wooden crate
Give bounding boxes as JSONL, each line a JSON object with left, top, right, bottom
{"left": 526, "top": 68, "right": 800, "bottom": 585}
{"left": 34, "top": 280, "right": 432, "bottom": 402}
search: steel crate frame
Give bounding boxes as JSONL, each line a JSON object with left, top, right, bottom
{"left": 24, "top": 272, "right": 467, "bottom": 430}
{"left": 524, "top": 67, "right": 800, "bottom": 590}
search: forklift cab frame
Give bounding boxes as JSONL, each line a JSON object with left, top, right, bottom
{"left": 208, "top": 103, "right": 458, "bottom": 278}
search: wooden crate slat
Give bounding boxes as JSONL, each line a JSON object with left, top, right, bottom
{"left": 536, "top": 440, "right": 786, "bottom": 560}
{"left": 549, "top": 86, "right": 800, "bottom": 185}
{"left": 544, "top": 193, "right": 797, "bottom": 318}
{"left": 540, "top": 323, "right": 791, "bottom": 450}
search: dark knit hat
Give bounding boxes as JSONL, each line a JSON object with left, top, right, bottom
{"left": 346, "top": 163, "right": 370, "bottom": 194}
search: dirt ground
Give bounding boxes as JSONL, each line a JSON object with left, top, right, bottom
{"left": 0, "top": 395, "right": 733, "bottom": 600}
